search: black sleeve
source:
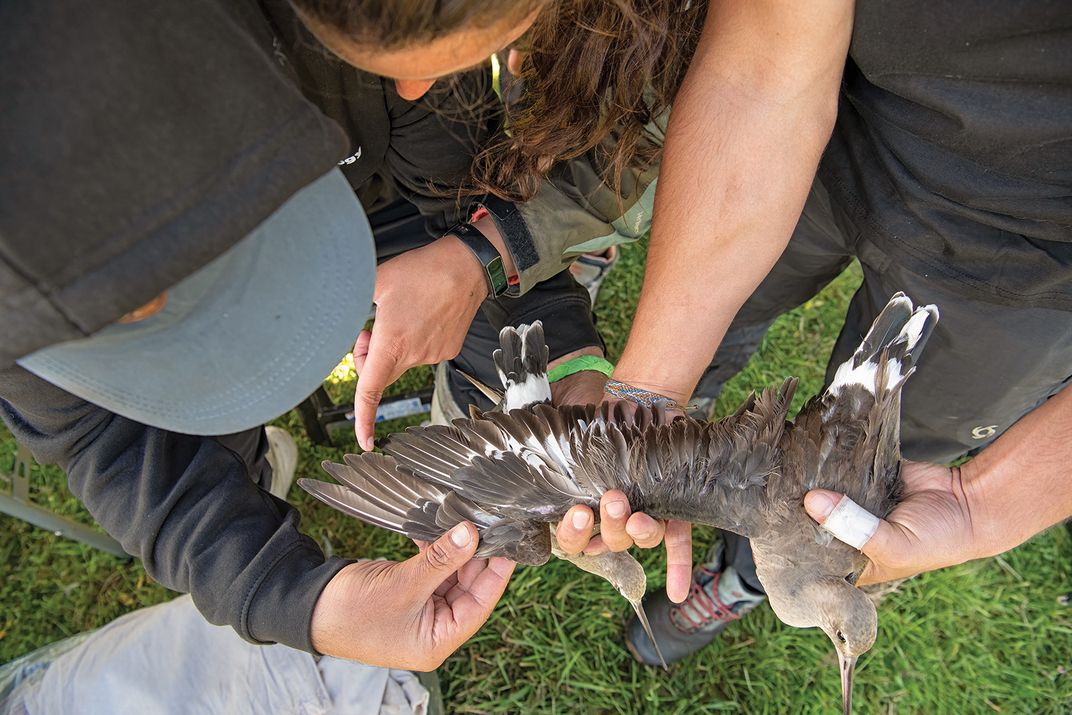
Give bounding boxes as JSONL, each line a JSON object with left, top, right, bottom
{"left": 380, "top": 71, "right": 500, "bottom": 236}
{"left": 0, "top": 366, "right": 348, "bottom": 653}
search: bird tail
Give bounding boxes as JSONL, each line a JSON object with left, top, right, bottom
{"left": 495, "top": 322, "right": 552, "bottom": 411}
{"left": 827, "top": 292, "right": 939, "bottom": 400}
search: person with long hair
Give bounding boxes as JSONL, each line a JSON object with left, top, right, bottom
{"left": 283, "top": 1, "right": 1071, "bottom": 671}
{"left": 488, "top": 0, "right": 1072, "bottom": 668}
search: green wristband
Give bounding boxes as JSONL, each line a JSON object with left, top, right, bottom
{"left": 547, "top": 355, "right": 615, "bottom": 383}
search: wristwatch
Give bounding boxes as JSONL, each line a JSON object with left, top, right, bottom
{"left": 448, "top": 222, "right": 509, "bottom": 298}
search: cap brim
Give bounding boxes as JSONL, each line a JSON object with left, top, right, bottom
{"left": 19, "top": 169, "right": 373, "bottom": 435}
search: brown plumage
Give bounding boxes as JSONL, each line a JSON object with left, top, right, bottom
{"left": 301, "top": 293, "right": 938, "bottom": 713}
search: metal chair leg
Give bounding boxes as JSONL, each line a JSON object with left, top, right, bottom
{"left": 0, "top": 443, "right": 129, "bottom": 558}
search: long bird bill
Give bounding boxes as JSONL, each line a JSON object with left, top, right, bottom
{"left": 840, "top": 653, "right": 857, "bottom": 715}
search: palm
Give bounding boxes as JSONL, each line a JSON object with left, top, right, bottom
{"left": 859, "top": 461, "right": 976, "bottom": 585}
{"left": 426, "top": 556, "right": 515, "bottom": 652}
{"left": 310, "top": 540, "right": 514, "bottom": 670}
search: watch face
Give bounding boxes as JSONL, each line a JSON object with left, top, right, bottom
{"left": 449, "top": 221, "right": 509, "bottom": 297}
{"left": 488, "top": 256, "right": 508, "bottom": 296}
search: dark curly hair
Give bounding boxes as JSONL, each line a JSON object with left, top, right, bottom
{"left": 474, "top": 0, "right": 709, "bottom": 201}
{"left": 289, "top": 0, "right": 549, "bottom": 50}
{"left": 291, "top": 0, "right": 707, "bottom": 202}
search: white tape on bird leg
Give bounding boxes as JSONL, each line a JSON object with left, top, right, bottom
{"left": 820, "top": 496, "right": 880, "bottom": 550}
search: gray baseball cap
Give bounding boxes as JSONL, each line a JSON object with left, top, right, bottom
{"left": 18, "top": 169, "right": 374, "bottom": 436}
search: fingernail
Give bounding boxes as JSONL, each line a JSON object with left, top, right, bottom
{"left": 805, "top": 491, "right": 837, "bottom": 519}
{"left": 571, "top": 509, "right": 589, "bottom": 530}
{"left": 450, "top": 523, "right": 471, "bottom": 547}
{"left": 364, "top": 437, "right": 375, "bottom": 452}
{"left": 606, "top": 500, "right": 627, "bottom": 519}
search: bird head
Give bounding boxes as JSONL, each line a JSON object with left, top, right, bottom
{"left": 754, "top": 542, "right": 875, "bottom": 714}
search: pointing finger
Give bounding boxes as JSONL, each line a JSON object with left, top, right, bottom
{"left": 664, "top": 520, "right": 693, "bottom": 603}
{"left": 353, "top": 335, "right": 402, "bottom": 451}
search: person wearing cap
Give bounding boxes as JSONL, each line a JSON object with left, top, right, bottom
{"left": 0, "top": 0, "right": 653, "bottom": 671}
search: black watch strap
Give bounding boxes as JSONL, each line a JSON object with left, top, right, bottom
{"left": 449, "top": 222, "right": 509, "bottom": 298}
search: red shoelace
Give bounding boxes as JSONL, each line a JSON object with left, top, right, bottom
{"left": 670, "top": 567, "right": 742, "bottom": 632}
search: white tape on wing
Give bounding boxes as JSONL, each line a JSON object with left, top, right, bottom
{"left": 820, "top": 496, "right": 881, "bottom": 550}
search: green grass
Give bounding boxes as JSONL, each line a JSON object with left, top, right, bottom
{"left": 2, "top": 241, "right": 1070, "bottom": 714}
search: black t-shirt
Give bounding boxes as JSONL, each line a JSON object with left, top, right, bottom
{"left": 820, "top": 0, "right": 1072, "bottom": 309}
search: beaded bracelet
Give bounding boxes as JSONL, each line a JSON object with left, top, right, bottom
{"left": 602, "top": 378, "right": 685, "bottom": 410}
{"left": 547, "top": 355, "right": 615, "bottom": 383}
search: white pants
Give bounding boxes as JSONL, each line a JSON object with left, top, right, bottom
{"left": 3, "top": 596, "right": 428, "bottom": 715}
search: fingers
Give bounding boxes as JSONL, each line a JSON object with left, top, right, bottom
{"left": 598, "top": 490, "right": 634, "bottom": 552}
{"left": 578, "top": 534, "right": 609, "bottom": 555}
{"left": 404, "top": 522, "right": 480, "bottom": 599}
{"left": 625, "top": 512, "right": 665, "bottom": 549}
{"left": 353, "top": 332, "right": 403, "bottom": 451}
{"left": 453, "top": 556, "right": 489, "bottom": 591}
{"left": 804, "top": 490, "right": 881, "bottom": 550}
{"left": 554, "top": 505, "right": 596, "bottom": 555}
{"left": 558, "top": 496, "right": 669, "bottom": 555}
{"left": 663, "top": 520, "right": 693, "bottom": 603}
{"left": 438, "top": 557, "right": 515, "bottom": 640}
{"left": 351, "top": 330, "right": 372, "bottom": 375}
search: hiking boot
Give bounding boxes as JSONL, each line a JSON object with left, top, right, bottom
{"left": 624, "top": 541, "right": 765, "bottom": 666}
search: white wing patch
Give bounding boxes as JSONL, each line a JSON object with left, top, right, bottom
{"left": 829, "top": 357, "right": 904, "bottom": 397}
{"left": 904, "top": 305, "right": 939, "bottom": 351}
{"left": 503, "top": 373, "right": 552, "bottom": 411}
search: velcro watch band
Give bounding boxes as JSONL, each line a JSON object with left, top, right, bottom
{"left": 449, "top": 222, "right": 509, "bottom": 298}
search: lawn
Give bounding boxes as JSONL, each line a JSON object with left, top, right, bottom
{"left": 2, "top": 240, "right": 1070, "bottom": 714}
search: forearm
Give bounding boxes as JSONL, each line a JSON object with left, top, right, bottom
{"left": 965, "top": 384, "right": 1072, "bottom": 558}
{"left": 614, "top": 0, "right": 853, "bottom": 402}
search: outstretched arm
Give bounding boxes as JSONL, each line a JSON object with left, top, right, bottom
{"left": 613, "top": 0, "right": 853, "bottom": 403}
{"left": 558, "top": 0, "right": 855, "bottom": 601}
{"left": 0, "top": 366, "right": 514, "bottom": 665}
{"left": 807, "top": 385, "right": 1072, "bottom": 584}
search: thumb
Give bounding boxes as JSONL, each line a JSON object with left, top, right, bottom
{"left": 404, "top": 522, "right": 479, "bottom": 595}
{"left": 804, "top": 489, "right": 894, "bottom": 555}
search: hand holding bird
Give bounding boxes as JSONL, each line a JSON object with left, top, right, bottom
{"left": 807, "top": 459, "right": 983, "bottom": 585}
{"left": 310, "top": 521, "right": 515, "bottom": 670}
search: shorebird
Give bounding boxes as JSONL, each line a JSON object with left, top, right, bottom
{"left": 300, "top": 293, "right": 938, "bottom": 714}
